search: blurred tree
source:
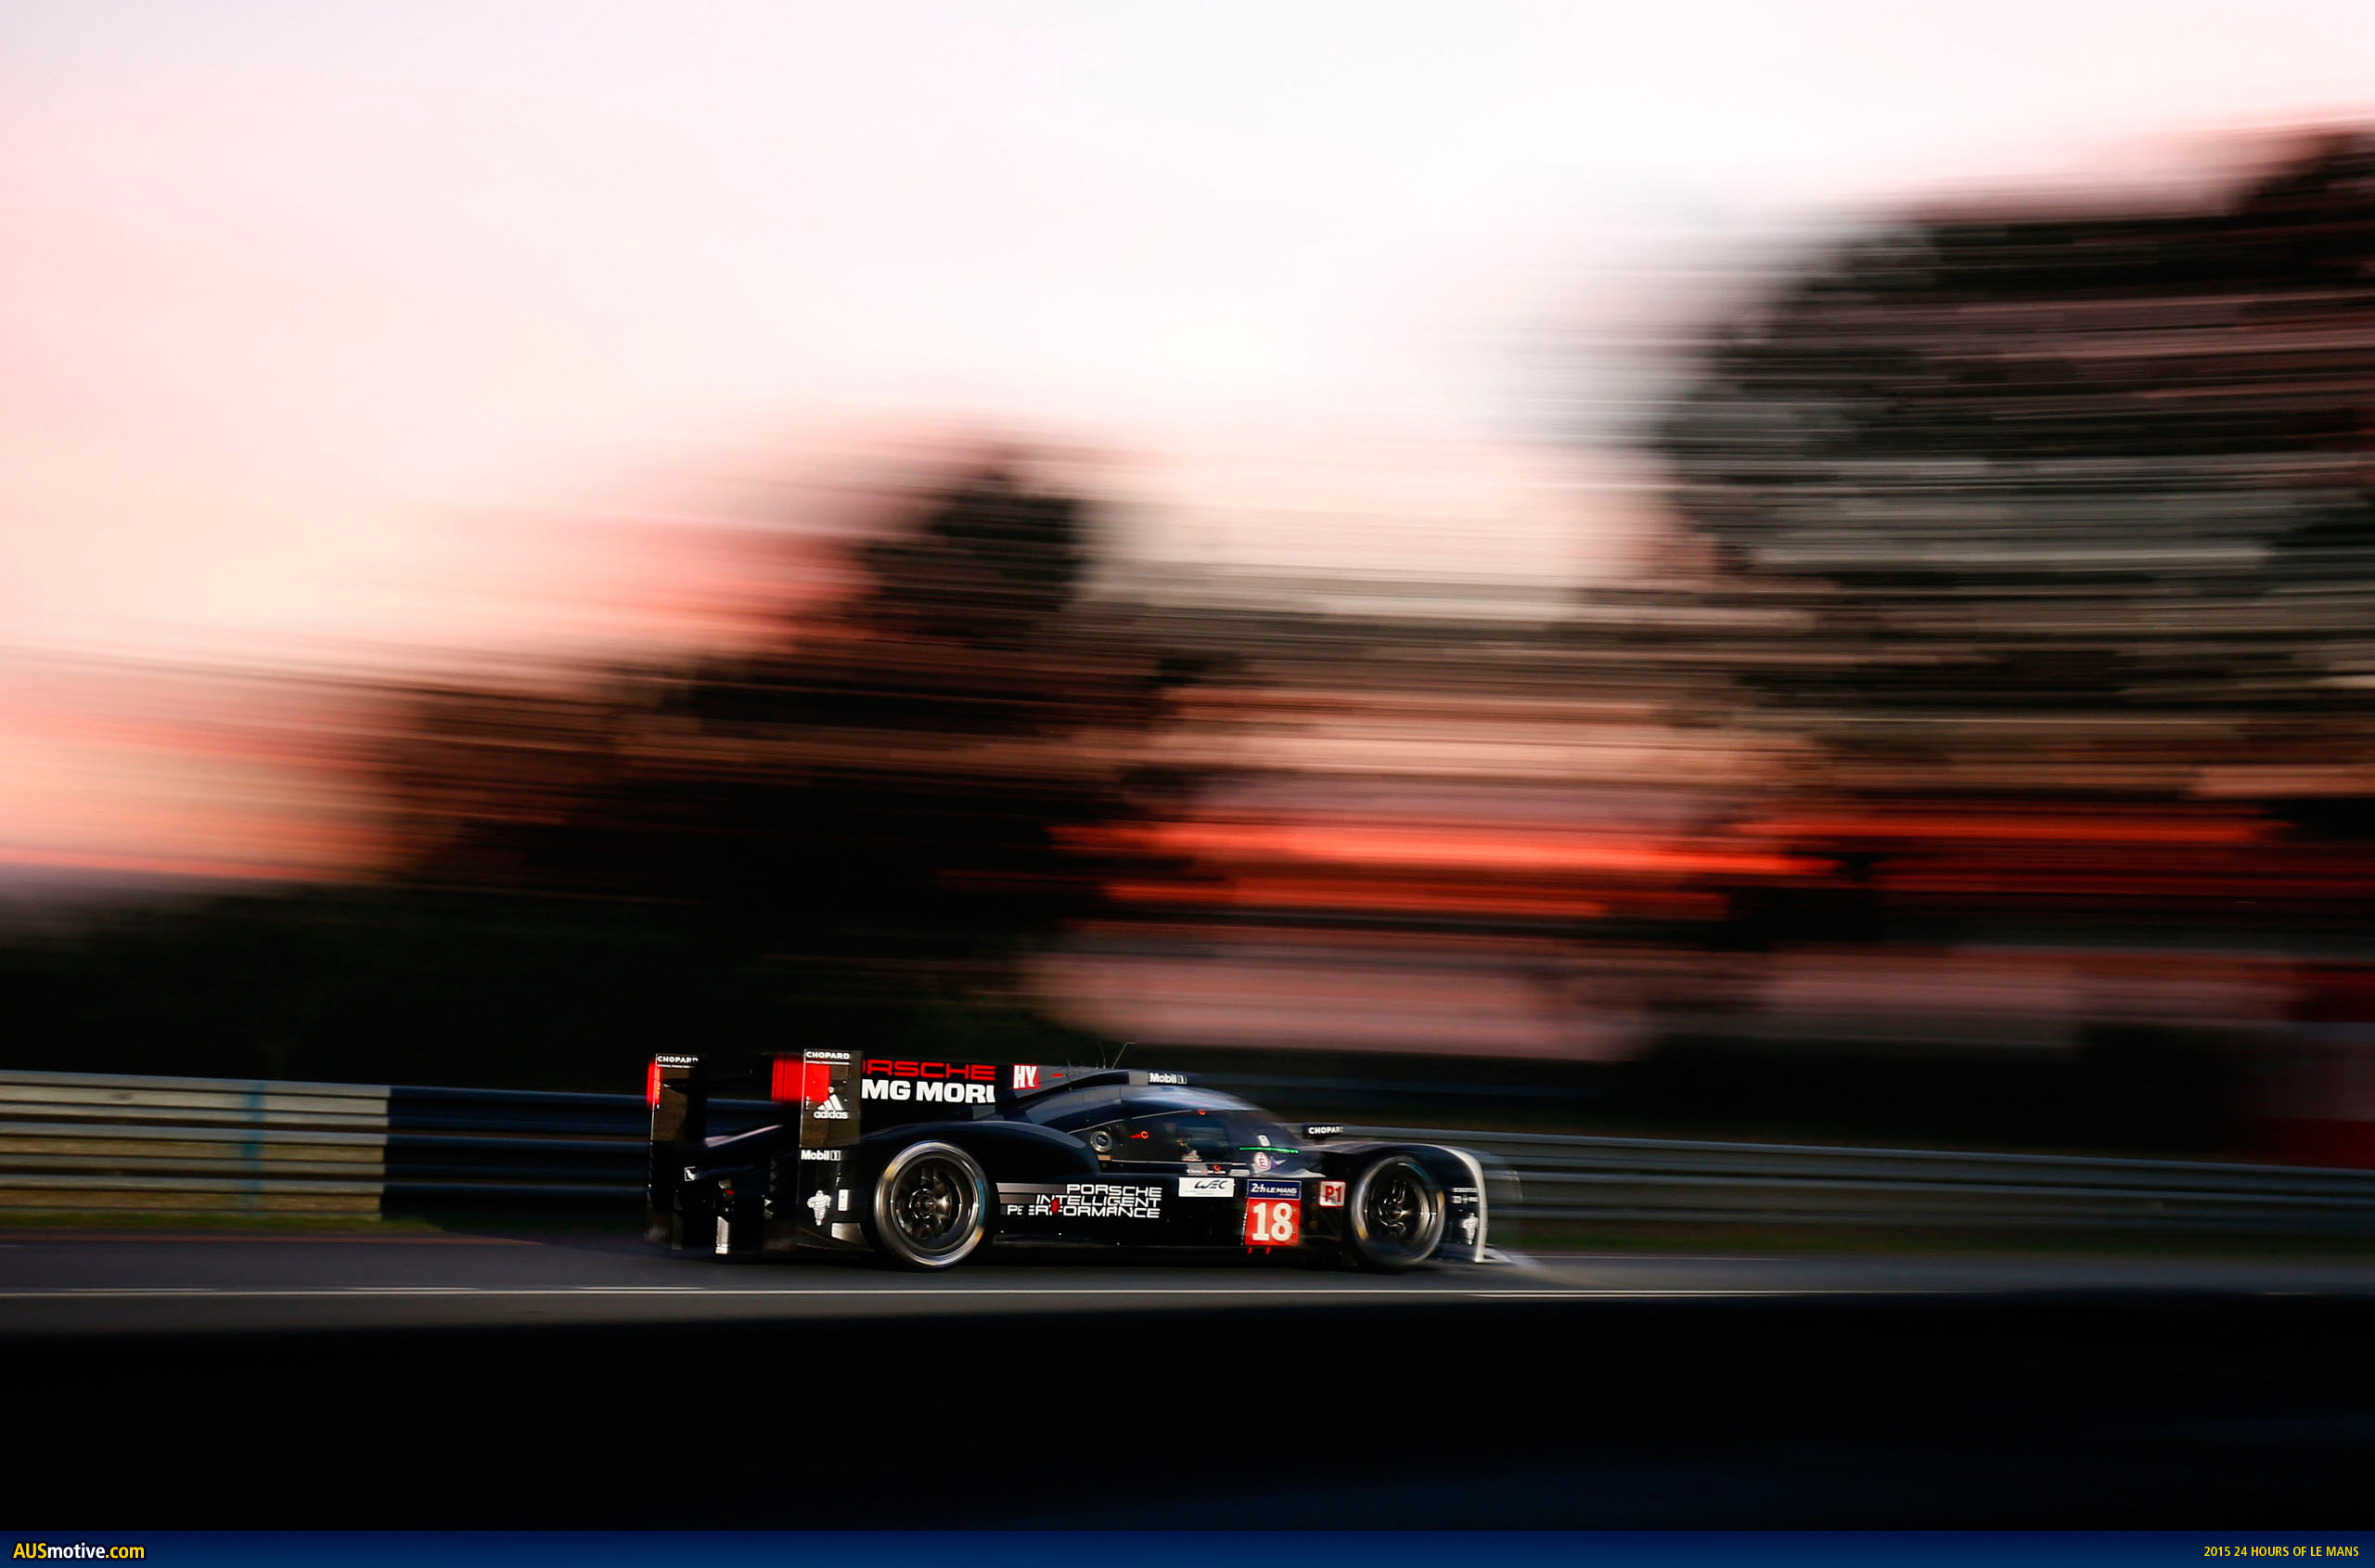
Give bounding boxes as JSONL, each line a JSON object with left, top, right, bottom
{"left": 387, "top": 461, "right": 1184, "bottom": 977}
{"left": 1651, "top": 131, "right": 2375, "bottom": 724}
{"left": 0, "top": 462, "right": 1197, "bottom": 1090}
{"left": 1626, "top": 131, "right": 2375, "bottom": 1148}
{"left": 1641, "top": 132, "right": 2375, "bottom": 836}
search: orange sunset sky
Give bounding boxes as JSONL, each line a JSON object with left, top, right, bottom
{"left": 7, "top": 0, "right": 2375, "bottom": 883}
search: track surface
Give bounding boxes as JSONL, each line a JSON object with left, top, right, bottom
{"left": 10, "top": 1230, "right": 2375, "bottom": 1525}
{"left": 8, "top": 1232, "right": 2375, "bottom": 1332}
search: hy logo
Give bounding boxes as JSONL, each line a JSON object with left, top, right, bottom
{"left": 1012, "top": 1064, "right": 1039, "bottom": 1091}
{"left": 806, "top": 1189, "right": 832, "bottom": 1226}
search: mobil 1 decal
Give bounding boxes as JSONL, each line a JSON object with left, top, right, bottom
{"left": 790, "top": 1145, "right": 845, "bottom": 1231}
{"left": 1243, "top": 1177, "right": 1302, "bottom": 1247}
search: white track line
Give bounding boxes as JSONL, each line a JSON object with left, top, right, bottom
{"left": 0, "top": 1284, "right": 1904, "bottom": 1301}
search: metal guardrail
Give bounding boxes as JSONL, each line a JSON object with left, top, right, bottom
{"left": 0, "top": 1069, "right": 388, "bottom": 1216}
{"left": 1344, "top": 1125, "right": 2375, "bottom": 1237}
{"left": 0, "top": 1070, "right": 776, "bottom": 1217}
{"left": 6, "top": 1068, "right": 2375, "bottom": 1238}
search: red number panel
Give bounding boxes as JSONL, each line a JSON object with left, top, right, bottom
{"left": 1243, "top": 1197, "right": 1301, "bottom": 1247}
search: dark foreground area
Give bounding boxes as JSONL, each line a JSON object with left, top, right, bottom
{"left": 14, "top": 1246, "right": 2375, "bottom": 1526}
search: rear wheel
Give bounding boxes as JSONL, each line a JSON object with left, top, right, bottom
{"left": 1347, "top": 1154, "right": 1444, "bottom": 1272}
{"left": 868, "top": 1141, "right": 991, "bottom": 1269}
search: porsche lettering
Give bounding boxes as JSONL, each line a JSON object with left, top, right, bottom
{"left": 1001, "top": 1183, "right": 1164, "bottom": 1221}
{"left": 860, "top": 1060, "right": 997, "bottom": 1082}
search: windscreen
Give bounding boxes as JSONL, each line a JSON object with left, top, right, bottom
{"left": 1117, "top": 1089, "right": 1316, "bottom": 1174}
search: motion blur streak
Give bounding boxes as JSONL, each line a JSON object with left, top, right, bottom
{"left": 1624, "top": 130, "right": 2375, "bottom": 1160}
{"left": 18, "top": 121, "right": 2375, "bottom": 1170}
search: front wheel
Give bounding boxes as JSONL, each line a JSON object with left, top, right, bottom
{"left": 1346, "top": 1154, "right": 1444, "bottom": 1272}
{"left": 868, "top": 1141, "right": 991, "bottom": 1269}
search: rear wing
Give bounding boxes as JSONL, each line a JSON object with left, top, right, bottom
{"left": 643, "top": 1051, "right": 1194, "bottom": 1241}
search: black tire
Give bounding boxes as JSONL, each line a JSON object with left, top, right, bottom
{"left": 869, "top": 1141, "right": 991, "bottom": 1269}
{"left": 1347, "top": 1154, "right": 1444, "bottom": 1272}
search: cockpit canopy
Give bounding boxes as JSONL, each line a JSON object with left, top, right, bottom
{"left": 1017, "top": 1084, "right": 1315, "bottom": 1174}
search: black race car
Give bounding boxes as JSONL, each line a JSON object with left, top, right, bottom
{"left": 646, "top": 1050, "right": 1496, "bottom": 1270}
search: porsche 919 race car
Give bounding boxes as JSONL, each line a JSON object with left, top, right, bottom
{"left": 645, "top": 1050, "right": 1496, "bottom": 1271}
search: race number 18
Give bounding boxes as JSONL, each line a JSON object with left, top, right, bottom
{"left": 1245, "top": 1198, "right": 1300, "bottom": 1246}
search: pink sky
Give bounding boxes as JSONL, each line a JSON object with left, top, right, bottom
{"left": 6, "top": 0, "right": 2375, "bottom": 877}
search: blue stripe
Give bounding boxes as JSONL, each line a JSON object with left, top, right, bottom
{"left": 34, "top": 1532, "right": 2372, "bottom": 1567}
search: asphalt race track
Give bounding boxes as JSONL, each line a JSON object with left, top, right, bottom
{"left": 9, "top": 1231, "right": 2375, "bottom": 1526}
{"left": 14, "top": 1233, "right": 2375, "bottom": 1332}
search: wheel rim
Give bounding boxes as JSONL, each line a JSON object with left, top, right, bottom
{"left": 889, "top": 1153, "right": 977, "bottom": 1256}
{"left": 1356, "top": 1158, "right": 1442, "bottom": 1260}
{"left": 1366, "top": 1168, "right": 1427, "bottom": 1246}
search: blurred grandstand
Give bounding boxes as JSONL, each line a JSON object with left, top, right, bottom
{"left": 1047, "top": 133, "right": 2375, "bottom": 1160}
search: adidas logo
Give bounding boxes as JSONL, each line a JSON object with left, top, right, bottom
{"left": 811, "top": 1089, "right": 850, "bottom": 1121}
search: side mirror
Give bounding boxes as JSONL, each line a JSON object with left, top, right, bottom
{"left": 1302, "top": 1125, "right": 1343, "bottom": 1140}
